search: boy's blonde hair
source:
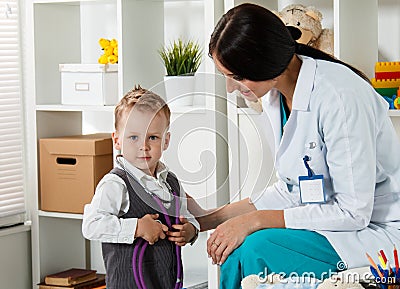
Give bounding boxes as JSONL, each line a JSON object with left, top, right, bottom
{"left": 114, "top": 85, "right": 171, "bottom": 132}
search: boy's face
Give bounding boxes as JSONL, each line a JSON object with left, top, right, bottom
{"left": 113, "top": 108, "right": 170, "bottom": 177}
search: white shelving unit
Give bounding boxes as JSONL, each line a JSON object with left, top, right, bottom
{"left": 37, "top": 210, "right": 84, "bottom": 220}
{"left": 26, "top": 0, "right": 227, "bottom": 288}
{"left": 36, "top": 105, "right": 115, "bottom": 112}
{"left": 389, "top": 110, "right": 400, "bottom": 117}
{"left": 27, "top": 0, "right": 164, "bottom": 286}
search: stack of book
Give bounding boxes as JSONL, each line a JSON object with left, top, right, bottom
{"left": 38, "top": 268, "right": 106, "bottom": 289}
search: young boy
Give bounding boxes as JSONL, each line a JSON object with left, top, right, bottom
{"left": 82, "top": 85, "right": 199, "bottom": 289}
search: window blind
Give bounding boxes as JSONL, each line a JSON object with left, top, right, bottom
{"left": 0, "top": 0, "right": 25, "bottom": 228}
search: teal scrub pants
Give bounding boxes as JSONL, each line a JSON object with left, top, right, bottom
{"left": 220, "top": 228, "right": 342, "bottom": 289}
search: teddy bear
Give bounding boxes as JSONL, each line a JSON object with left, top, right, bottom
{"left": 278, "top": 4, "right": 334, "bottom": 56}
{"left": 241, "top": 4, "right": 334, "bottom": 114}
{"left": 241, "top": 273, "right": 365, "bottom": 289}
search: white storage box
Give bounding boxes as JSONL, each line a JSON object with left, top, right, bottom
{"left": 59, "top": 64, "right": 118, "bottom": 105}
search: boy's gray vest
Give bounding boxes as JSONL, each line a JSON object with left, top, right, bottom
{"left": 102, "top": 168, "right": 182, "bottom": 289}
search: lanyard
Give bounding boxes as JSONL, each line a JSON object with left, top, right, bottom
{"left": 280, "top": 94, "right": 289, "bottom": 135}
{"left": 303, "top": 155, "right": 314, "bottom": 177}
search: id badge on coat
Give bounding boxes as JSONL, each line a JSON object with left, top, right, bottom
{"left": 299, "top": 155, "right": 326, "bottom": 204}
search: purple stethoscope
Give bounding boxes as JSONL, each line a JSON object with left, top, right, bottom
{"left": 117, "top": 157, "right": 183, "bottom": 289}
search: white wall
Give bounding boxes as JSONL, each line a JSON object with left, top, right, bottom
{"left": 378, "top": 0, "right": 400, "bottom": 61}
{"left": 0, "top": 229, "right": 32, "bottom": 289}
{"left": 164, "top": 0, "right": 206, "bottom": 73}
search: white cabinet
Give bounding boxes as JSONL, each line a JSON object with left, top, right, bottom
{"left": 28, "top": 0, "right": 164, "bottom": 285}
{"left": 227, "top": 95, "right": 276, "bottom": 203}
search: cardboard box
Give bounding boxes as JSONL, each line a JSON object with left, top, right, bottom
{"left": 39, "top": 133, "right": 113, "bottom": 214}
{"left": 59, "top": 64, "right": 118, "bottom": 106}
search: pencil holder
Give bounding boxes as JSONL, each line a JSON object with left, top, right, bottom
{"left": 379, "top": 283, "right": 400, "bottom": 289}
{"left": 370, "top": 266, "right": 400, "bottom": 289}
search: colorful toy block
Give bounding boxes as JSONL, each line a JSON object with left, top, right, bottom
{"left": 375, "top": 62, "right": 400, "bottom": 80}
{"left": 375, "top": 71, "right": 400, "bottom": 79}
{"left": 372, "top": 62, "right": 400, "bottom": 106}
{"left": 371, "top": 78, "right": 400, "bottom": 89}
{"left": 375, "top": 62, "right": 400, "bottom": 72}
{"left": 394, "top": 97, "right": 400, "bottom": 109}
{"left": 374, "top": 87, "right": 398, "bottom": 97}
{"left": 383, "top": 95, "right": 395, "bottom": 109}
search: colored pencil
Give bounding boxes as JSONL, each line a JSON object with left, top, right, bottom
{"left": 380, "top": 249, "right": 388, "bottom": 264}
{"left": 378, "top": 253, "right": 387, "bottom": 269}
{"left": 367, "top": 252, "right": 384, "bottom": 279}
{"left": 370, "top": 266, "right": 381, "bottom": 281}
{"left": 394, "top": 245, "right": 399, "bottom": 275}
{"left": 378, "top": 264, "right": 387, "bottom": 281}
{"left": 386, "top": 259, "right": 393, "bottom": 276}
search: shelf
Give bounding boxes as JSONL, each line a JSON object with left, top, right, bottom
{"left": 36, "top": 104, "right": 115, "bottom": 112}
{"left": 38, "top": 210, "right": 83, "bottom": 220}
{"left": 165, "top": 0, "right": 203, "bottom": 2}
{"left": 388, "top": 110, "right": 400, "bottom": 117}
{"left": 36, "top": 104, "right": 210, "bottom": 115}
{"left": 36, "top": 105, "right": 399, "bottom": 116}
{"left": 237, "top": 109, "right": 400, "bottom": 117}
{"left": 33, "top": 0, "right": 114, "bottom": 4}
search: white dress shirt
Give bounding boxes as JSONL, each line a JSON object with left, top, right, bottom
{"left": 82, "top": 157, "right": 199, "bottom": 244}
{"left": 251, "top": 55, "right": 400, "bottom": 268}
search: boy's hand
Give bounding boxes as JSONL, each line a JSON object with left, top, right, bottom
{"left": 167, "top": 216, "right": 197, "bottom": 246}
{"left": 135, "top": 214, "right": 168, "bottom": 245}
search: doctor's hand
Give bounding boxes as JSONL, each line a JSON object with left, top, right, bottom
{"left": 135, "top": 214, "right": 168, "bottom": 245}
{"left": 207, "top": 214, "right": 253, "bottom": 265}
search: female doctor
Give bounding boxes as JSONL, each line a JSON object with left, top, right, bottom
{"left": 196, "top": 3, "right": 400, "bottom": 289}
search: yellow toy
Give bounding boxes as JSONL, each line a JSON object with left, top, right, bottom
{"left": 98, "top": 38, "right": 118, "bottom": 64}
{"left": 394, "top": 89, "right": 400, "bottom": 109}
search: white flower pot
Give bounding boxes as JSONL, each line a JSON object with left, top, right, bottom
{"left": 164, "top": 75, "right": 196, "bottom": 106}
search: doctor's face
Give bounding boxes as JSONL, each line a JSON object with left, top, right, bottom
{"left": 213, "top": 54, "right": 277, "bottom": 101}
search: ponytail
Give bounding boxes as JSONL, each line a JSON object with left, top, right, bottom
{"left": 294, "top": 43, "right": 371, "bottom": 84}
{"left": 209, "top": 3, "right": 371, "bottom": 84}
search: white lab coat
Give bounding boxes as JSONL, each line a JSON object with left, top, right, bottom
{"left": 251, "top": 55, "right": 400, "bottom": 268}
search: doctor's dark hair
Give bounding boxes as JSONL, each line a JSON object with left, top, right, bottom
{"left": 209, "top": 3, "right": 370, "bottom": 83}
{"left": 114, "top": 85, "right": 171, "bottom": 132}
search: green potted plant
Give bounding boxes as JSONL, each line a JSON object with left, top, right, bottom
{"left": 159, "top": 38, "right": 202, "bottom": 106}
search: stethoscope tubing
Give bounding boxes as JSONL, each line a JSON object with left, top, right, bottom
{"left": 116, "top": 156, "right": 182, "bottom": 289}
{"left": 132, "top": 192, "right": 182, "bottom": 289}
